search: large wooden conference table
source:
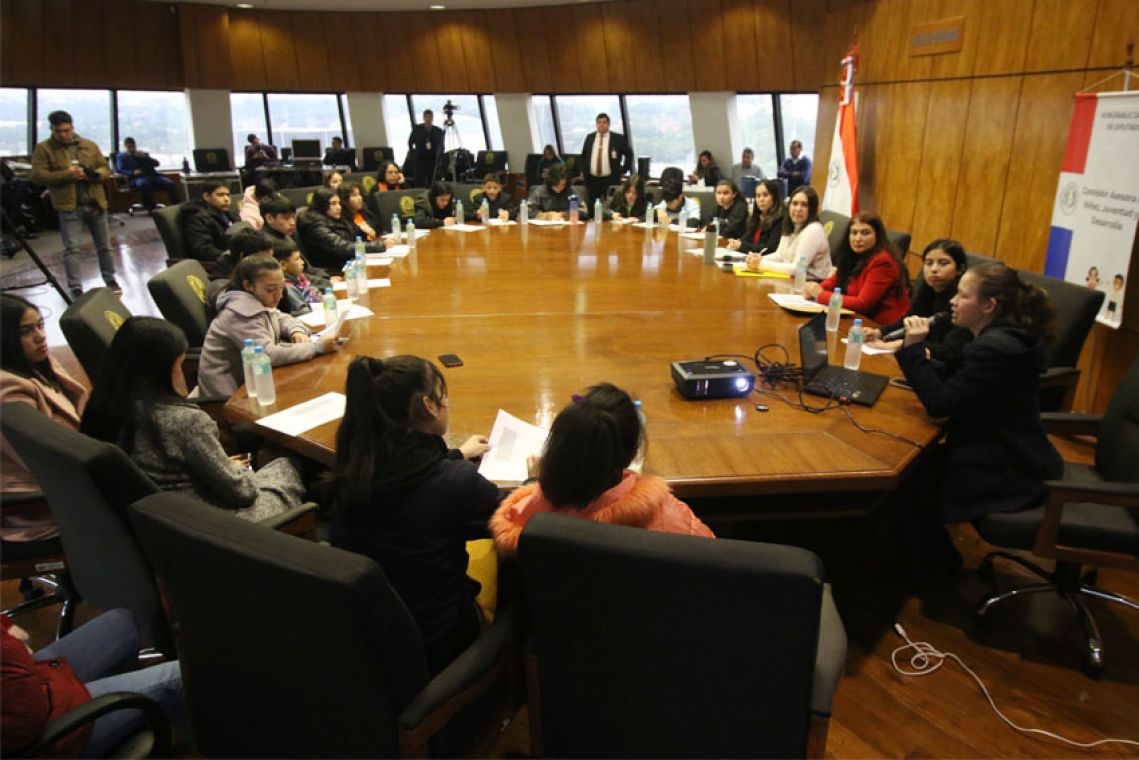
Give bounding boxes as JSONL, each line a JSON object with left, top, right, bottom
{"left": 225, "top": 221, "right": 942, "bottom": 516}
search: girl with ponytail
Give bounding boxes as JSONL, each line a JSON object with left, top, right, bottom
{"left": 896, "top": 263, "right": 1062, "bottom": 529}
{"left": 490, "top": 382, "right": 713, "bottom": 557}
{"left": 330, "top": 355, "right": 498, "bottom": 674}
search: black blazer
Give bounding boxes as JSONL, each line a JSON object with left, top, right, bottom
{"left": 408, "top": 124, "right": 445, "bottom": 162}
{"left": 471, "top": 191, "right": 517, "bottom": 221}
{"left": 179, "top": 200, "right": 239, "bottom": 263}
{"left": 581, "top": 131, "right": 633, "bottom": 181}
{"left": 880, "top": 281, "right": 972, "bottom": 366}
{"left": 705, "top": 197, "right": 749, "bottom": 239}
{"left": 737, "top": 212, "right": 785, "bottom": 255}
{"left": 896, "top": 320, "right": 1063, "bottom": 523}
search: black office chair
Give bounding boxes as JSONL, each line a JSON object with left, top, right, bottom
{"left": 517, "top": 513, "right": 847, "bottom": 758}
{"left": 974, "top": 356, "right": 1139, "bottom": 675}
{"left": 376, "top": 189, "right": 427, "bottom": 232}
{"left": 886, "top": 228, "right": 912, "bottom": 257}
{"left": 524, "top": 154, "right": 543, "bottom": 188}
{"left": 192, "top": 148, "right": 233, "bottom": 173}
{"left": 59, "top": 288, "right": 131, "bottom": 381}
{"left": 636, "top": 156, "right": 651, "bottom": 179}
{"left": 151, "top": 203, "right": 189, "bottom": 267}
{"left": 147, "top": 260, "right": 211, "bottom": 349}
{"left": 562, "top": 154, "right": 583, "bottom": 180}
{"left": 362, "top": 146, "right": 396, "bottom": 172}
{"left": 9, "top": 691, "right": 172, "bottom": 759}
{"left": 473, "top": 149, "right": 507, "bottom": 174}
{"left": 1018, "top": 268, "right": 1105, "bottom": 411}
{"left": 819, "top": 210, "right": 850, "bottom": 257}
{"left": 128, "top": 490, "right": 523, "bottom": 758}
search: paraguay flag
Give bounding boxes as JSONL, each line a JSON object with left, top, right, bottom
{"left": 823, "top": 45, "right": 859, "bottom": 216}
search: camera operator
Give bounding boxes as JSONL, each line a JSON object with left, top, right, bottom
{"left": 31, "top": 110, "right": 120, "bottom": 298}
{"left": 408, "top": 109, "right": 445, "bottom": 188}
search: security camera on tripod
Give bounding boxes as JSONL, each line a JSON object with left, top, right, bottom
{"left": 431, "top": 100, "right": 474, "bottom": 185}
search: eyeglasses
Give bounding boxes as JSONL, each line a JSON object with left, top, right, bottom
{"left": 18, "top": 319, "right": 45, "bottom": 337}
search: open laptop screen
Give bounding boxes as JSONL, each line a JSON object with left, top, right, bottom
{"left": 798, "top": 313, "right": 829, "bottom": 382}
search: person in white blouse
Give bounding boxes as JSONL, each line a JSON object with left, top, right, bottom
{"left": 746, "top": 185, "right": 832, "bottom": 281}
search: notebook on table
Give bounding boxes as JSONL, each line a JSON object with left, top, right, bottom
{"left": 798, "top": 313, "right": 889, "bottom": 406}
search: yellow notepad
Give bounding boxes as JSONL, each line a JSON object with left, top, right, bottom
{"left": 732, "top": 263, "right": 790, "bottom": 279}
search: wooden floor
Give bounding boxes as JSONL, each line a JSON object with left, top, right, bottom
{"left": 2, "top": 218, "right": 1137, "bottom": 758}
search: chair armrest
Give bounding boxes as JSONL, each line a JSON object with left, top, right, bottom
{"left": 256, "top": 502, "right": 318, "bottom": 539}
{"left": 13, "top": 692, "right": 171, "bottom": 759}
{"left": 1043, "top": 479, "right": 1139, "bottom": 504}
{"left": 1033, "top": 480, "right": 1139, "bottom": 569}
{"left": 1039, "top": 366, "right": 1079, "bottom": 388}
{"left": 810, "top": 584, "right": 847, "bottom": 717}
{"left": 397, "top": 603, "right": 524, "bottom": 751}
{"left": 1040, "top": 412, "right": 1102, "bottom": 437}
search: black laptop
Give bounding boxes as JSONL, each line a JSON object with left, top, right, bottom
{"left": 798, "top": 313, "right": 889, "bottom": 406}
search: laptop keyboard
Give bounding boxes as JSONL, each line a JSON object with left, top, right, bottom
{"left": 810, "top": 367, "right": 863, "bottom": 398}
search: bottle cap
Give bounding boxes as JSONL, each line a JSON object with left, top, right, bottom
{"left": 244, "top": 338, "right": 253, "bottom": 346}
{"left": 834, "top": 288, "right": 842, "bottom": 295}
{"left": 254, "top": 346, "right": 265, "bottom": 353}
{"left": 325, "top": 288, "right": 333, "bottom": 294}
{"left": 853, "top": 318, "right": 862, "bottom": 326}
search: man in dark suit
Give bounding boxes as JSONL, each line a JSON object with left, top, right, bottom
{"left": 581, "top": 113, "right": 633, "bottom": 208}
{"left": 408, "top": 110, "right": 445, "bottom": 188}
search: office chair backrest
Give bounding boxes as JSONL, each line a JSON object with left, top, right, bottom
{"left": 475, "top": 150, "right": 508, "bottom": 173}
{"left": 277, "top": 185, "right": 320, "bottom": 210}
{"left": 1018, "top": 268, "right": 1105, "bottom": 369}
{"left": 1097, "top": 356, "right": 1139, "bottom": 483}
{"left": 129, "top": 491, "right": 429, "bottom": 757}
{"left": 886, "top": 229, "right": 912, "bottom": 257}
{"left": 964, "top": 250, "right": 1002, "bottom": 270}
{"left": 362, "top": 146, "right": 396, "bottom": 172}
{"left": 0, "top": 403, "right": 171, "bottom": 654}
{"left": 562, "top": 154, "right": 582, "bottom": 180}
{"left": 819, "top": 210, "right": 849, "bottom": 257}
{"left": 376, "top": 189, "right": 427, "bottom": 224}
{"left": 449, "top": 182, "right": 484, "bottom": 207}
{"left": 59, "top": 288, "right": 132, "bottom": 381}
{"left": 524, "top": 154, "right": 543, "bottom": 187}
{"left": 152, "top": 203, "right": 187, "bottom": 262}
{"left": 636, "top": 156, "right": 651, "bottom": 179}
{"left": 518, "top": 513, "right": 826, "bottom": 758}
{"left": 147, "top": 260, "right": 212, "bottom": 348}
{"left": 192, "top": 148, "right": 232, "bottom": 173}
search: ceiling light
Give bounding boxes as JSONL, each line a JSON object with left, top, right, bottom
{"left": 429, "top": 4, "right": 446, "bottom": 8}
{"left": 235, "top": 2, "right": 253, "bottom": 7}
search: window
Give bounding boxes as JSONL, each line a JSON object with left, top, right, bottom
{"left": 735, "top": 95, "right": 778, "bottom": 178}
{"left": 532, "top": 96, "right": 557, "bottom": 155}
{"left": 36, "top": 89, "right": 112, "bottom": 153}
{"left": 266, "top": 93, "right": 343, "bottom": 157}
{"left": 779, "top": 94, "right": 819, "bottom": 165}
{"left": 624, "top": 95, "right": 694, "bottom": 179}
{"left": 554, "top": 95, "right": 622, "bottom": 157}
{"left": 117, "top": 90, "right": 191, "bottom": 168}
{"left": 481, "top": 95, "right": 504, "bottom": 151}
{"left": 0, "top": 88, "right": 28, "bottom": 156}
{"left": 381, "top": 94, "right": 411, "bottom": 157}
{"left": 408, "top": 94, "right": 487, "bottom": 154}
{"left": 338, "top": 94, "right": 355, "bottom": 150}
{"left": 231, "top": 93, "right": 268, "bottom": 165}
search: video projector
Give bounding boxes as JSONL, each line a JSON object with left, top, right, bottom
{"left": 671, "top": 359, "right": 756, "bottom": 400}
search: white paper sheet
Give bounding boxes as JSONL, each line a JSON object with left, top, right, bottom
{"left": 376, "top": 245, "right": 410, "bottom": 258}
{"left": 631, "top": 222, "right": 682, "bottom": 231}
{"left": 255, "top": 392, "right": 347, "bottom": 437}
{"left": 365, "top": 255, "right": 394, "bottom": 265}
{"left": 486, "top": 219, "right": 517, "bottom": 226}
{"left": 767, "top": 292, "right": 824, "bottom": 310}
{"left": 446, "top": 223, "right": 488, "bottom": 232}
{"left": 526, "top": 218, "right": 569, "bottom": 226}
{"left": 684, "top": 247, "right": 711, "bottom": 257}
{"left": 841, "top": 338, "right": 900, "bottom": 355}
{"left": 299, "top": 300, "right": 374, "bottom": 328}
{"left": 679, "top": 231, "right": 706, "bottom": 240}
{"left": 333, "top": 278, "right": 392, "bottom": 292}
{"left": 477, "top": 409, "right": 550, "bottom": 483}
{"left": 393, "top": 229, "right": 431, "bottom": 240}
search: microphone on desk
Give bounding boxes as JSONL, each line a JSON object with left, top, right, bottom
{"left": 881, "top": 311, "right": 949, "bottom": 342}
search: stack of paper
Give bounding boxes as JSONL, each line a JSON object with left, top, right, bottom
{"left": 447, "top": 223, "right": 488, "bottom": 232}
{"left": 299, "top": 301, "right": 375, "bottom": 328}
{"left": 374, "top": 245, "right": 409, "bottom": 259}
{"left": 477, "top": 410, "right": 550, "bottom": 483}
{"left": 365, "top": 255, "right": 394, "bottom": 266}
{"left": 527, "top": 218, "right": 570, "bottom": 227}
{"left": 255, "top": 392, "right": 347, "bottom": 436}
{"left": 332, "top": 278, "right": 391, "bottom": 292}
{"left": 486, "top": 219, "right": 517, "bottom": 226}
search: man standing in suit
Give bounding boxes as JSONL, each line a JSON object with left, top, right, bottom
{"left": 581, "top": 113, "right": 633, "bottom": 208}
{"left": 408, "top": 110, "right": 445, "bottom": 188}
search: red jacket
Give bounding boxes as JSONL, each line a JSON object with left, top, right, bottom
{"left": 490, "top": 471, "right": 715, "bottom": 556}
{"left": 817, "top": 249, "right": 911, "bottom": 325}
{"left": 1, "top": 617, "right": 92, "bottom": 757}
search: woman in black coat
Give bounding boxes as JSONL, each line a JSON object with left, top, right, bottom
{"left": 296, "top": 187, "right": 385, "bottom": 270}
{"left": 703, "top": 179, "right": 748, "bottom": 239}
{"left": 728, "top": 178, "right": 786, "bottom": 255}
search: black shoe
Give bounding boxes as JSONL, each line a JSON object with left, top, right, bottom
{"left": 69, "top": 286, "right": 83, "bottom": 299}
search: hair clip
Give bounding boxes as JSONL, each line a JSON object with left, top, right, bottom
{"left": 571, "top": 393, "right": 587, "bottom": 406}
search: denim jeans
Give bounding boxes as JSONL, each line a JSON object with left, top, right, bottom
{"left": 129, "top": 175, "right": 179, "bottom": 208}
{"left": 33, "top": 608, "right": 187, "bottom": 756}
{"left": 58, "top": 205, "right": 117, "bottom": 290}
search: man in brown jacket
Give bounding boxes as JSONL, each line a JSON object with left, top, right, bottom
{"left": 31, "top": 110, "right": 120, "bottom": 298}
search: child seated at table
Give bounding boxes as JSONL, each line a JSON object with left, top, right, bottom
{"left": 470, "top": 174, "right": 516, "bottom": 221}
{"left": 273, "top": 237, "right": 320, "bottom": 315}
{"left": 490, "top": 383, "right": 714, "bottom": 556}
{"left": 196, "top": 253, "right": 348, "bottom": 398}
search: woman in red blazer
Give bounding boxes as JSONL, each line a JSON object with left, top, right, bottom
{"left": 804, "top": 212, "right": 911, "bottom": 325}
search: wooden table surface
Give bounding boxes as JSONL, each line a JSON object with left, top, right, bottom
{"left": 225, "top": 221, "right": 941, "bottom": 500}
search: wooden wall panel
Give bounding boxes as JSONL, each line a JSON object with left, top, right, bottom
{"left": 1086, "top": 0, "right": 1139, "bottom": 69}
{"left": 873, "top": 82, "right": 928, "bottom": 232}
{"left": 689, "top": 0, "right": 727, "bottom": 92}
{"left": 949, "top": 77, "right": 1021, "bottom": 254}
{"left": 755, "top": 0, "right": 795, "bottom": 91}
{"left": 894, "top": 0, "right": 938, "bottom": 82}
{"left": 994, "top": 72, "right": 1083, "bottom": 270}
{"left": 720, "top": 0, "right": 759, "bottom": 92}
{"left": 136, "top": 2, "right": 182, "bottom": 89}
{"left": 572, "top": 4, "right": 610, "bottom": 93}
{"left": 405, "top": 13, "right": 444, "bottom": 92}
{"left": 655, "top": 0, "right": 697, "bottom": 93}
{"left": 908, "top": 80, "right": 969, "bottom": 255}
{"left": 324, "top": 15, "right": 361, "bottom": 93}
{"left": 971, "top": 0, "right": 1031, "bottom": 76}
{"left": 929, "top": 0, "right": 982, "bottom": 79}
{"left": 512, "top": 8, "right": 552, "bottom": 93}
{"left": 180, "top": 4, "right": 232, "bottom": 90}
{"left": 371, "top": 16, "right": 414, "bottom": 92}
{"left": 228, "top": 11, "right": 268, "bottom": 92}
{"left": 1023, "top": 0, "right": 1096, "bottom": 72}
{"left": 484, "top": 10, "right": 525, "bottom": 93}
{"left": 457, "top": 13, "right": 495, "bottom": 92}
{"left": 542, "top": 6, "right": 583, "bottom": 92}
{"left": 290, "top": 13, "right": 334, "bottom": 91}
{"left": 434, "top": 18, "right": 472, "bottom": 93}
{"left": 856, "top": 0, "right": 909, "bottom": 83}
{"left": 71, "top": 0, "right": 109, "bottom": 88}
{"left": 627, "top": 0, "right": 665, "bottom": 94}
{"left": 791, "top": 0, "right": 828, "bottom": 91}
{"left": 600, "top": 2, "right": 639, "bottom": 94}
{"left": 256, "top": 12, "right": 300, "bottom": 91}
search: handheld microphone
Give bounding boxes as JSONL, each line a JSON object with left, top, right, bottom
{"left": 882, "top": 311, "right": 949, "bottom": 342}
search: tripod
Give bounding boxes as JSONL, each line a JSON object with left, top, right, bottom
{"left": 430, "top": 111, "right": 467, "bottom": 186}
{"left": 0, "top": 208, "right": 72, "bottom": 304}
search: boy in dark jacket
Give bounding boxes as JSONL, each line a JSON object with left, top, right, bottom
{"left": 179, "top": 180, "right": 239, "bottom": 263}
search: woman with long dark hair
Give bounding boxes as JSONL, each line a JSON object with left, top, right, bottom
{"left": 687, "top": 150, "right": 722, "bottom": 187}
{"left": 727, "top": 178, "right": 786, "bottom": 255}
{"left": 604, "top": 175, "right": 648, "bottom": 222}
{"left": 297, "top": 186, "right": 386, "bottom": 269}
{"left": 804, "top": 212, "right": 910, "bottom": 324}
{"left": 337, "top": 181, "right": 381, "bottom": 242}
{"left": 746, "top": 185, "right": 831, "bottom": 280}
{"left": 0, "top": 295, "right": 88, "bottom": 541}
{"left": 331, "top": 355, "right": 498, "bottom": 674}
{"left": 412, "top": 181, "right": 464, "bottom": 229}
{"left": 81, "top": 317, "right": 305, "bottom": 522}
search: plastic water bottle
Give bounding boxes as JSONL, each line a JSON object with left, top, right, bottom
{"left": 241, "top": 338, "right": 258, "bottom": 399}
{"left": 480, "top": 198, "right": 490, "bottom": 223}
{"left": 792, "top": 255, "right": 808, "bottom": 293}
{"left": 181, "top": 156, "right": 190, "bottom": 174}
{"left": 454, "top": 199, "right": 464, "bottom": 224}
{"left": 390, "top": 213, "right": 400, "bottom": 236}
{"left": 593, "top": 197, "right": 603, "bottom": 223}
{"left": 252, "top": 346, "right": 276, "bottom": 406}
{"left": 353, "top": 242, "right": 368, "bottom": 294}
{"left": 519, "top": 198, "right": 528, "bottom": 224}
{"left": 569, "top": 196, "right": 579, "bottom": 224}
{"left": 844, "top": 319, "right": 864, "bottom": 370}
{"left": 343, "top": 263, "right": 358, "bottom": 299}
{"left": 678, "top": 207, "right": 688, "bottom": 233}
{"left": 322, "top": 287, "right": 338, "bottom": 323}
{"left": 630, "top": 399, "right": 647, "bottom": 472}
{"left": 406, "top": 219, "right": 416, "bottom": 250}
{"left": 826, "top": 287, "right": 843, "bottom": 333}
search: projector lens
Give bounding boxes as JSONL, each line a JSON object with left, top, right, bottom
{"left": 735, "top": 377, "right": 750, "bottom": 392}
